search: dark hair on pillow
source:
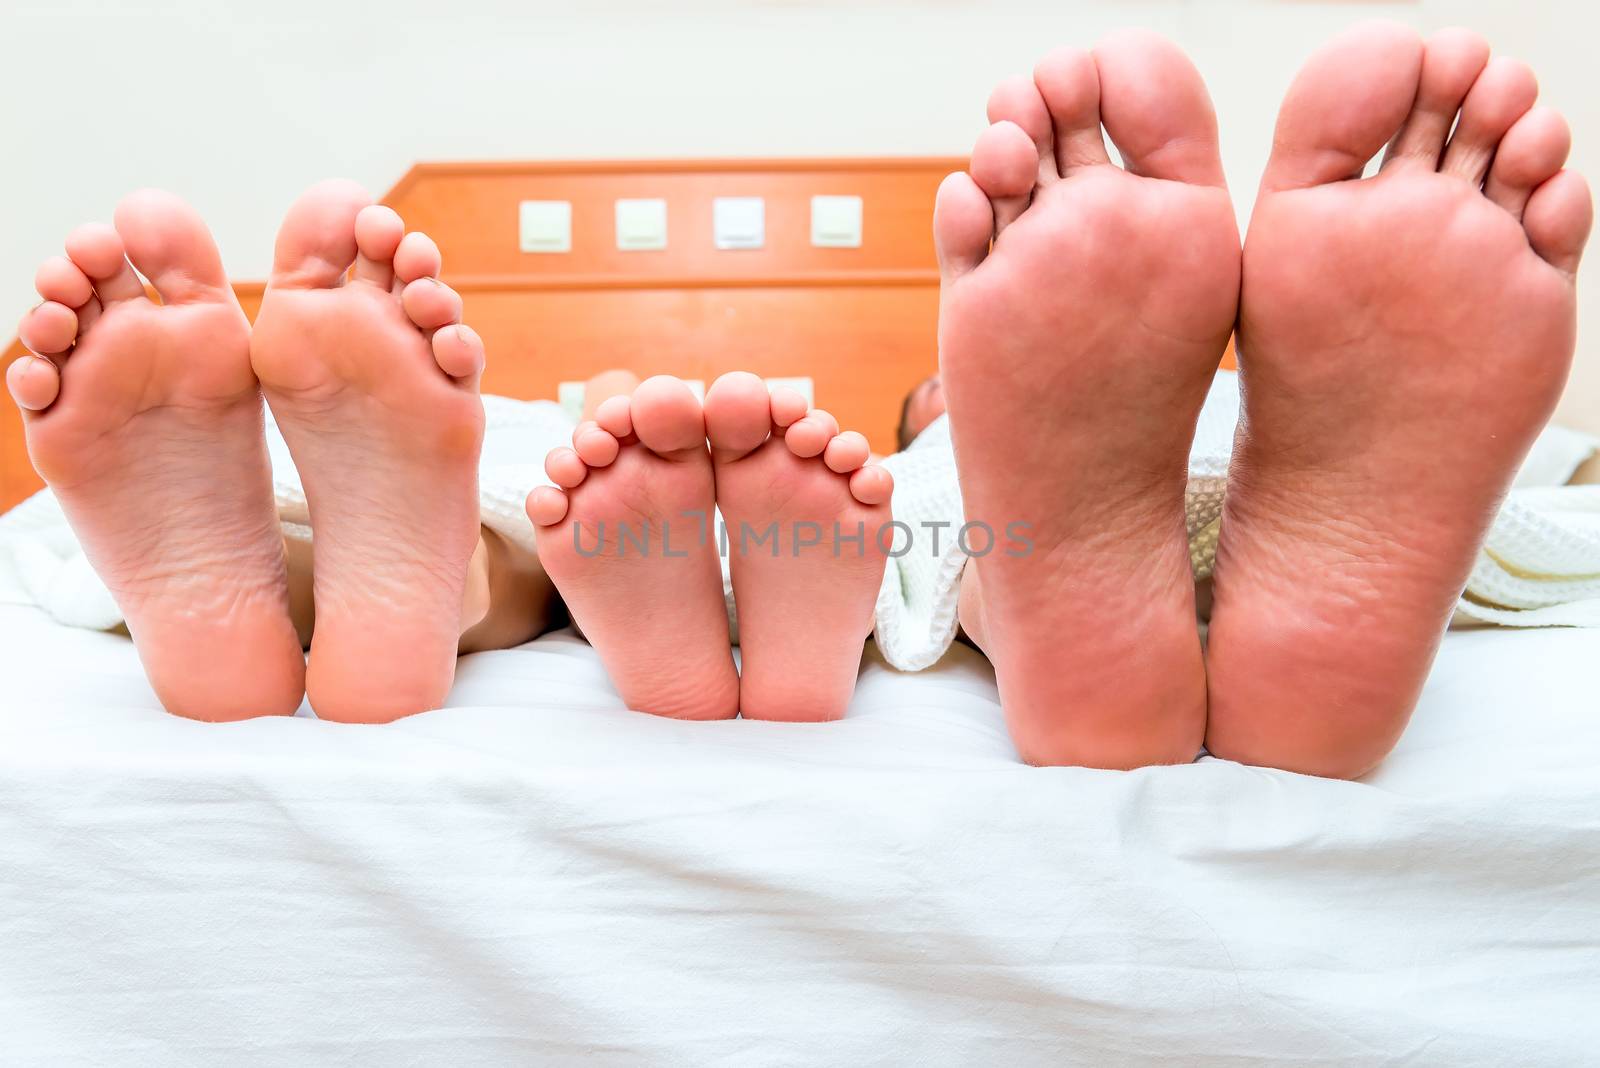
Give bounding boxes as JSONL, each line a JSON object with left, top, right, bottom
{"left": 895, "top": 385, "right": 917, "bottom": 453}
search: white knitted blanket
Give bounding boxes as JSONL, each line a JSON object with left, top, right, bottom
{"left": 2, "top": 379, "right": 1597, "bottom": 668}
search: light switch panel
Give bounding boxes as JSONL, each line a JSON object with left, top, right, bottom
{"left": 519, "top": 200, "right": 571, "bottom": 253}
{"left": 810, "top": 195, "right": 863, "bottom": 248}
{"left": 713, "top": 197, "right": 765, "bottom": 250}
{"left": 615, "top": 198, "right": 668, "bottom": 251}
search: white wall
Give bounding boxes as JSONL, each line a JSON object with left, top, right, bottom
{"left": 3, "top": 0, "right": 1595, "bottom": 431}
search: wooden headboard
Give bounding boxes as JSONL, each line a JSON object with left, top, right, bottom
{"left": 1, "top": 157, "right": 1240, "bottom": 512}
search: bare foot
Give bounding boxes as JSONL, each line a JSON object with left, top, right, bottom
{"left": 527, "top": 375, "right": 739, "bottom": 720}
{"left": 704, "top": 373, "right": 892, "bottom": 722}
{"left": 7, "top": 191, "right": 303, "bottom": 720}
{"left": 932, "top": 33, "right": 1240, "bottom": 768}
{"left": 1207, "top": 24, "right": 1592, "bottom": 778}
{"left": 251, "top": 181, "right": 487, "bottom": 724}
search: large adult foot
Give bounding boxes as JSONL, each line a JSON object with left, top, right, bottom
{"left": 1206, "top": 24, "right": 1591, "bottom": 778}
{"left": 7, "top": 191, "right": 303, "bottom": 720}
{"left": 704, "top": 373, "right": 892, "bottom": 721}
{"left": 251, "top": 181, "right": 487, "bottom": 724}
{"left": 933, "top": 33, "right": 1240, "bottom": 768}
{"left": 527, "top": 376, "right": 739, "bottom": 720}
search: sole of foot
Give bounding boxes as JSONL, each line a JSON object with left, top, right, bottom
{"left": 704, "top": 372, "right": 893, "bottom": 722}
{"left": 527, "top": 375, "right": 739, "bottom": 720}
{"left": 933, "top": 32, "right": 1241, "bottom": 768}
{"left": 1206, "top": 22, "right": 1592, "bottom": 779}
{"left": 251, "top": 180, "right": 487, "bottom": 724}
{"left": 8, "top": 191, "right": 304, "bottom": 721}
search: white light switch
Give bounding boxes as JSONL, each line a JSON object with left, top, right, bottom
{"left": 519, "top": 200, "right": 571, "bottom": 253}
{"left": 713, "top": 197, "right": 765, "bottom": 250}
{"left": 811, "top": 195, "right": 863, "bottom": 248}
{"left": 615, "top": 198, "right": 668, "bottom": 250}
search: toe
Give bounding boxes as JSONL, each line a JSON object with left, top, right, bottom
{"left": 18, "top": 302, "right": 78, "bottom": 356}
{"left": 526, "top": 486, "right": 570, "bottom": 527}
{"left": 769, "top": 386, "right": 809, "bottom": 428}
{"left": 1381, "top": 28, "right": 1489, "bottom": 171}
{"left": 1092, "top": 29, "right": 1225, "bottom": 186}
{"left": 544, "top": 446, "right": 588, "bottom": 489}
{"left": 822, "top": 430, "right": 871, "bottom": 473}
{"left": 352, "top": 205, "right": 405, "bottom": 287}
{"left": 593, "top": 394, "right": 633, "bottom": 439}
{"left": 7, "top": 354, "right": 61, "bottom": 412}
{"left": 1484, "top": 107, "right": 1571, "bottom": 218}
{"left": 1260, "top": 21, "right": 1424, "bottom": 191}
{"left": 269, "top": 179, "right": 371, "bottom": 289}
{"left": 573, "top": 424, "right": 621, "bottom": 468}
{"left": 785, "top": 409, "right": 839, "bottom": 458}
{"left": 1440, "top": 57, "right": 1539, "bottom": 185}
{"left": 431, "top": 323, "right": 485, "bottom": 379}
{"left": 1523, "top": 169, "right": 1593, "bottom": 274}
{"left": 970, "top": 121, "right": 1040, "bottom": 234}
{"left": 113, "top": 189, "right": 232, "bottom": 305}
{"left": 704, "top": 371, "right": 773, "bottom": 457}
{"left": 849, "top": 465, "right": 893, "bottom": 506}
{"left": 34, "top": 256, "right": 93, "bottom": 308}
{"left": 401, "top": 277, "right": 463, "bottom": 332}
{"left": 1032, "top": 47, "right": 1111, "bottom": 173}
{"left": 64, "top": 222, "right": 144, "bottom": 303}
{"left": 629, "top": 375, "right": 707, "bottom": 455}
{"left": 394, "top": 231, "right": 442, "bottom": 284}
{"left": 934, "top": 172, "right": 993, "bottom": 283}
{"left": 987, "top": 74, "right": 1059, "bottom": 184}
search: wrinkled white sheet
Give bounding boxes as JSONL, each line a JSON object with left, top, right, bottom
{"left": 1, "top": 602, "right": 1597, "bottom": 1065}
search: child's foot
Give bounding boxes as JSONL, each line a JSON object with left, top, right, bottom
{"left": 704, "top": 373, "right": 892, "bottom": 722}
{"left": 934, "top": 33, "right": 1240, "bottom": 767}
{"left": 527, "top": 376, "right": 739, "bottom": 720}
{"left": 1207, "top": 24, "right": 1591, "bottom": 778}
{"left": 251, "top": 180, "right": 487, "bottom": 724}
{"left": 7, "top": 191, "right": 303, "bottom": 720}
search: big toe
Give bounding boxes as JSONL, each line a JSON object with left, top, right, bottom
{"left": 269, "top": 179, "right": 372, "bottom": 289}
{"left": 704, "top": 371, "right": 774, "bottom": 457}
{"left": 112, "top": 189, "right": 231, "bottom": 305}
{"left": 630, "top": 375, "right": 707, "bottom": 455}
{"left": 1091, "top": 28, "right": 1225, "bottom": 186}
{"left": 1261, "top": 20, "right": 1425, "bottom": 191}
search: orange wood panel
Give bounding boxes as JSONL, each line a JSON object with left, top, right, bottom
{"left": 385, "top": 158, "right": 953, "bottom": 285}
{"left": 0, "top": 341, "right": 33, "bottom": 511}
{"left": 462, "top": 281, "right": 939, "bottom": 450}
{"left": 389, "top": 158, "right": 955, "bottom": 452}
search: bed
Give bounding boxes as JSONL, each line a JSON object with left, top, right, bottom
{"left": 2, "top": 598, "right": 1598, "bottom": 1062}
{"left": 3, "top": 160, "right": 1597, "bottom": 1063}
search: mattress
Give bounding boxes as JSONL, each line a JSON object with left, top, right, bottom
{"left": 2, "top": 602, "right": 1598, "bottom": 1065}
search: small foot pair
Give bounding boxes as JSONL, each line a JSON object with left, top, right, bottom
{"left": 527, "top": 373, "right": 893, "bottom": 722}
{"left": 10, "top": 182, "right": 487, "bottom": 722}
{"left": 938, "top": 25, "right": 1590, "bottom": 776}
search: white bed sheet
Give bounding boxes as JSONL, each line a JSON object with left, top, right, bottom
{"left": 1, "top": 603, "right": 1597, "bottom": 1065}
